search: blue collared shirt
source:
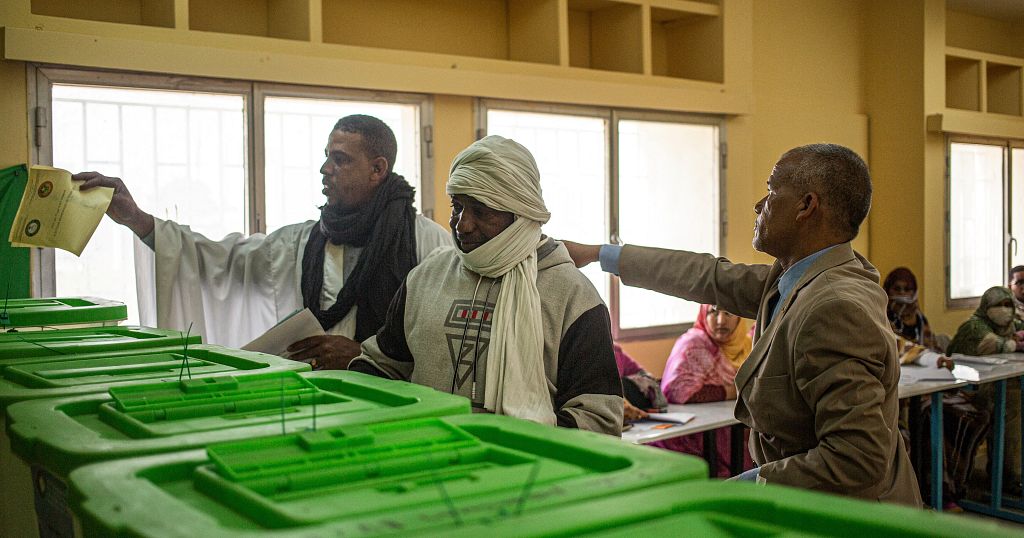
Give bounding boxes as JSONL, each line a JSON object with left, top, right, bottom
{"left": 767, "top": 245, "right": 838, "bottom": 325}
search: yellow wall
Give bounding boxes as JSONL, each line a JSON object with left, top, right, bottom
{"left": 0, "top": 59, "right": 28, "bottom": 169}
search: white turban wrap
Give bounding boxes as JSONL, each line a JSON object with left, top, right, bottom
{"left": 446, "top": 136, "right": 555, "bottom": 425}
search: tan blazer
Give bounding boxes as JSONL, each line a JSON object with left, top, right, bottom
{"left": 620, "top": 242, "right": 922, "bottom": 507}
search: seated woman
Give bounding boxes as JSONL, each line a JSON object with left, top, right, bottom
{"left": 885, "top": 268, "right": 984, "bottom": 506}
{"left": 885, "top": 267, "right": 939, "bottom": 350}
{"left": 948, "top": 286, "right": 1022, "bottom": 498}
{"left": 654, "top": 304, "right": 753, "bottom": 477}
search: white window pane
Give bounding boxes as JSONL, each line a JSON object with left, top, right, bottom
{"left": 1012, "top": 148, "right": 1024, "bottom": 269}
{"left": 263, "top": 97, "right": 421, "bottom": 233}
{"left": 52, "top": 84, "right": 247, "bottom": 324}
{"left": 486, "top": 109, "right": 610, "bottom": 303}
{"left": 950, "top": 142, "right": 1004, "bottom": 300}
{"left": 618, "top": 120, "right": 720, "bottom": 329}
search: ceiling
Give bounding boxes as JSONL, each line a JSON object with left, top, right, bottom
{"left": 946, "top": 0, "right": 1024, "bottom": 22}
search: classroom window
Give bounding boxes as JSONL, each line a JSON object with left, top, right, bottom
{"left": 947, "top": 138, "right": 1024, "bottom": 304}
{"left": 51, "top": 84, "right": 247, "bottom": 325}
{"left": 35, "top": 68, "right": 430, "bottom": 324}
{"left": 263, "top": 96, "right": 421, "bottom": 233}
{"left": 482, "top": 102, "right": 723, "bottom": 337}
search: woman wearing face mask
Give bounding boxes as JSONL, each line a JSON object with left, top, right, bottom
{"left": 883, "top": 268, "right": 953, "bottom": 369}
{"left": 884, "top": 267, "right": 938, "bottom": 350}
{"left": 948, "top": 286, "right": 1023, "bottom": 498}
{"left": 652, "top": 304, "right": 754, "bottom": 477}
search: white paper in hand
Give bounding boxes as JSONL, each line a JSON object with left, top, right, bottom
{"left": 241, "top": 308, "right": 325, "bottom": 358}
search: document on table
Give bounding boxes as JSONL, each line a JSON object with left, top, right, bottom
{"left": 950, "top": 353, "right": 1009, "bottom": 366}
{"left": 8, "top": 166, "right": 113, "bottom": 256}
{"left": 241, "top": 308, "right": 325, "bottom": 358}
{"left": 647, "top": 412, "right": 696, "bottom": 424}
{"left": 899, "top": 364, "right": 956, "bottom": 384}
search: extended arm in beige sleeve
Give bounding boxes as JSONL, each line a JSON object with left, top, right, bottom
{"left": 617, "top": 245, "right": 770, "bottom": 320}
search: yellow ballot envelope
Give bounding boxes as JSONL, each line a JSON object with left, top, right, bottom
{"left": 8, "top": 166, "right": 113, "bottom": 256}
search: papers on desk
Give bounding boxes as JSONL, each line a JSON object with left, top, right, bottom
{"left": 241, "top": 308, "right": 325, "bottom": 358}
{"left": 899, "top": 364, "right": 956, "bottom": 384}
{"left": 8, "top": 166, "right": 113, "bottom": 256}
{"left": 646, "top": 412, "right": 696, "bottom": 425}
{"left": 950, "top": 353, "right": 1009, "bottom": 366}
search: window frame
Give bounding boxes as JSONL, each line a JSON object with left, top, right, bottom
{"left": 476, "top": 99, "right": 727, "bottom": 340}
{"left": 945, "top": 134, "right": 1016, "bottom": 309}
{"left": 29, "top": 64, "right": 433, "bottom": 297}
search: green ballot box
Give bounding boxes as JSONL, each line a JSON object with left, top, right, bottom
{"left": 0, "top": 325, "right": 202, "bottom": 360}
{"left": 0, "top": 297, "right": 127, "bottom": 329}
{"left": 7, "top": 370, "right": 469, "bottom": 538}
{"left": 443, "top": 481, "right": 1015, "bottom": 538}
{"left": 68, "top": 414, "right": 708, "bottom": 537}
{"left": 0, "top": 344, "right": 307, "bottom": 538}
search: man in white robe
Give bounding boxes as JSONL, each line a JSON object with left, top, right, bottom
{"left": 77, "top": 115, "right": 450, "bottom": 368}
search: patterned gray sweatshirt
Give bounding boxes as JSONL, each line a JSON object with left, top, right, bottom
{"left": 350, "top": 237, "right": 623, "bottom": 435}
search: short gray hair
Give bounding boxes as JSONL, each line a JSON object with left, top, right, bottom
{"left": 783, "top": 143, "right": 871, "bottom": 240}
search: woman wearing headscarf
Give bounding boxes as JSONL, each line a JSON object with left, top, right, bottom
{"left": 884, "top": 267, "right": 942, "bottom": 350}
{"left": 949, "top": 286, "right": 1022, "bottom": 498}
{"left": 652, "top": 304, "right": 753, "bottom": 477}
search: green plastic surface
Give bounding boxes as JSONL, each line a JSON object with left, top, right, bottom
{"left": 0, "top": 296, "right": 127, "bottom": 328}
{"left": 0, "top": 344, "right": 308, "bottom": 410}
{"left": 8, "top": 370, "right": 470, "bottom": 478}
{"left": 444, "top": 481, "right": 1015, "bottom": 538}
{"left": 0, "top": 164, "right": 30, "bottom": 301}
{"left": 0, "top": 325, "right": 202, "bottom": 360}
{"left": 69, "top": 414, "right": 707, "bottom": 536}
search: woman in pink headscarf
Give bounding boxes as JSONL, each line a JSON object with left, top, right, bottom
{"left": 653, "top": 304, "right": 753, "bottom": 477}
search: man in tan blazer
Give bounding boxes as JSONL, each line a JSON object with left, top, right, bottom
{"left": 567, "top": 143, "right": 922, "bottom": 507}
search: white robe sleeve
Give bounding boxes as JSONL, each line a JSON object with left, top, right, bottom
{"left": 153, "top": 218, "right": 315, "bottom": 347}
{"left": 414, "top": 214, "right": 453, "bottom": 261}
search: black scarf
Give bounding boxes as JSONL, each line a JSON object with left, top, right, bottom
{"left": 301, "top": 172, "right": 416, "bottom": 340}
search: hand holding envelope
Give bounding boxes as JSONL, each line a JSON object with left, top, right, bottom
{"left": 8, "top": 166, "right": 113, "bottom": 256}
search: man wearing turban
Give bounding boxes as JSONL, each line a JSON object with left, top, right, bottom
{"left": 349, "top": 136, "right": 622, "bottom": 434}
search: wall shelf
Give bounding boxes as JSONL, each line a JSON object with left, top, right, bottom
{"left": 322, "top": 0, "right": 561, "bottom": 65}
{"left": 986, "top": 62, "right": 1022, "bottom": 116}
{"left": 945, "top": 55, "right": 981, "bottom": 111}
{"left": 1, "top": 0, "right": 747, "bottom": 114}
{"left": 30, "top": 0, "right": 174, "bottom": 28}
{"left": 568, "top": 0, "right": 644, "bottom": 74}
{"left": 945, "top": 47, "right": 1024, "bottom": 116}
{"left": 651, "top": 2, "right": 723, "bottom": 82}
{"left": 190, "top": 0, "right": 309, "bottom": 41}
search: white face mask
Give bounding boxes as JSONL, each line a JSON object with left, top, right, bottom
{"left": 891, "top": 292, "right": 917, "bottom": 305}
{"left": 987, "top": 306, "right": 1015, "bottom": 327}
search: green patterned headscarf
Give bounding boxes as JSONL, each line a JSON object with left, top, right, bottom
{"left": 947, "top": 286, "right": 1017, "bottom": 356}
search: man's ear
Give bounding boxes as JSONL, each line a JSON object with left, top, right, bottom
{"left": 369, "top": 156, "right": 389, "bottom": 183}
{"left": 795, "top": 192, "right": 819, "bottom": 222}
